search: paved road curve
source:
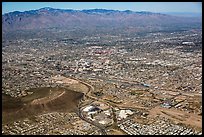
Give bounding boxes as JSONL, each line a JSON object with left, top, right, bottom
{"left": 76, "top": 107, "right": 107, "bottom": 135}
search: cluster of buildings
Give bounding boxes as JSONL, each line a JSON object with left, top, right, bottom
{"left": 2, "top": 29, "right": 202, "bottom": 135}
{"left": 119, "top": 118, "right": 201, "bottom": 135}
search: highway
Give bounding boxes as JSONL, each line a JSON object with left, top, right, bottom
{"left": 71, "top": 76, "right": 183, "bottom": 135}
{"left": 76, "top": 107, "right": 107, "bottom": 135}
{"left": 71, "top": 78, "right": 107, "bottom": 135}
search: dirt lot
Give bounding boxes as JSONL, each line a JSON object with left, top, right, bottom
{"left": 148, "top": 106, "right": 202, "bottom": 129}
{"left": 107, "top": 129, "right": 127, "bottom": 135}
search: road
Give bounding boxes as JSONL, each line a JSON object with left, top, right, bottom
{"left": 70, "top": 78, "right": 107, "bottom": 135}
{"left": 76, "top": 107, "right": 107, "bottom": 135}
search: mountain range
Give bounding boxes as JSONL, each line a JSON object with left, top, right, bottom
{"left": 2, "top": 7, "right": 202, "bottom": 33}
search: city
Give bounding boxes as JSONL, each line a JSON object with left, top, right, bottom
{"left": 2, "top": 2, "right": 202, "bottom": 135}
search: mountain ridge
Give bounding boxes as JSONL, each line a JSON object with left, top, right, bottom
{"left": 2, "top": 7, "right": 202, "bottom": 33}
{"left": 3, "top": 7, "right": 166, "bottom": 15}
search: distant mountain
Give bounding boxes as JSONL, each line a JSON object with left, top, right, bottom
{"left": 2, "top": 8, "right": 202, "bottom": 33}
{"left": 161, "top": 12, "right": 202, "bottom": 17}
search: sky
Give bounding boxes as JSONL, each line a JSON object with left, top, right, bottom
{"left": 2, "top": 2, "right": 202, "bottom": 14}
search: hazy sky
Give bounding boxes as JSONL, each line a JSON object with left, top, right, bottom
{"left": 2, "top": 2, "right": 202, "bottom": 14}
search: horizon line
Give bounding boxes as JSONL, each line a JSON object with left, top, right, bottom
{"left": 2, "top": 7, "right": 202, "bottom": 15}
